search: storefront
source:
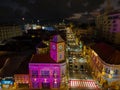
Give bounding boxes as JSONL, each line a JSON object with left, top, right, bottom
{"left": 0, "top": 79, "right": 14, "bottom": 88}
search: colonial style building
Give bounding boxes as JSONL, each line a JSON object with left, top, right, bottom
{"left": 86, "top": 42, "right": 120, "bottom": 89}
{"left": 29, "top": 35, "right": 66, "bottom": 89}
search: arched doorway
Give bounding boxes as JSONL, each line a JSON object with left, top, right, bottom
{"left": 42, "top": 82, "right": 50, "bottom": 89}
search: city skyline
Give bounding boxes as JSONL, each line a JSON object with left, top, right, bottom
{"left": 0, "top": 0, "right": 120, "bottom": 89}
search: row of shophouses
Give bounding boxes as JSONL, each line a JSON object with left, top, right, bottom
{"left": 85, "top": 42, "right": 120, "bottom": 89}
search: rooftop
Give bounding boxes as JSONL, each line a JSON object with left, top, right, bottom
{"left": 108, "top": 9, "right": 120, "bottom": 15}
{"left": 36, "top": 42, "right": 48, "bottom": 48}
{"left": 91, "top": 42, "right": 120, "bottom": 65}
{"left": 30, "top": 54, "right": 65, "bottom": 64}
{"left": 50, "top": 35, "right": 64, "bottom": 43}
{"left": 30, "top": 54, "right": 56, "bottom": 63}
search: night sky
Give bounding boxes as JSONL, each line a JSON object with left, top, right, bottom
{"left": 0, "top": 0, "right": 120, "bottom": 23}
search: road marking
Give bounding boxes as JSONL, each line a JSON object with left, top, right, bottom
{"left": 69, "top": 79, "right": 99, "bottom": 89}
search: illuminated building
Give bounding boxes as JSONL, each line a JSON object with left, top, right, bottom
{"left": 14, "top": 74, "right": 30, "bottom": 88}
{"left": 29, "top": 35, "right": 66, "bottom": 89}
{"left": 55, "top": 24, "right": 66, "bottom": 31}
{"left": 96, "top": 0, "right": 120, "bottom": 45}
{"left": 0, "top": 25, "right": 22, "bottom": 42}
{"left": 74, "top": 27, "right": 94, "bottom": 41}
{"left": 36, "top": 42, "right": 48, "bottom": 54}
{"left": 0, "top": 77, "right": 14, "bottom": 89}
{"left": 87, "top": 43, "right": 120, "bottom": 89}
{"left": 66, "top": 27, "right": 76, "bottom": 46}
{"left": 107, "top": 11, "right": 120, "bottom": 44}
{"left": 96, "top": 10, "right": 120, "bottom": 45}
{"left": 24, "top": 24, "right": 41, "bottom": 33}
{"left": 42, "top": 26, "right": 55, "bottom": 31}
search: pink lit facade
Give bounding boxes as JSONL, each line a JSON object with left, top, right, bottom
{"left": 50, "top": 35, "right": 65, "bottom": 63}
{"left": 29, "top": 35, "right": 66, "bottom": 89}
{"left": 29, "top": 63, "right": 66, "bottom": 89}
{"left": 50, "top": 42, "right": 65, "bottom": 62}
{"left": 109, "top": 12, "right": 120, "bottom": 33}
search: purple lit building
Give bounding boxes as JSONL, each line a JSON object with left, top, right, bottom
{"left": 29, "top": 35, "right": 66, "bottom": 89}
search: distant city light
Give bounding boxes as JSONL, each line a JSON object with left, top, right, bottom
{"left": 22, "top": 17, "right": 25, "bottom": 21}
{"left": 37, "top": 20, "right": 40, "bottom": 23}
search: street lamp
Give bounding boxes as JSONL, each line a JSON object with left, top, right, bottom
{"left": 108, "top": 74, "right": 112, "bottom": 79}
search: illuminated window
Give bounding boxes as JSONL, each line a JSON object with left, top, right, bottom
{"left": 53, "top": 71, "right": 58, "bottom": 78}
{"left": 42, "top": 82, "right": 50, "bottom": 89}
{"left": 105, "top": 68, "right": 110, "bottom": 74}
{"left": 62, "top": 71, "right": 65, "bottom": 77}
{"left": 114, "top": 69, "right": 118, "bottom": 75}
{"left": 59, "top": 54, "right": 62, "bottom": 59}
{"left": 32, "top": 70, "right": 38, "bottom": 77}
{"left": 53, "top": 82, "right": 60, "bottom": 88}
{"left": 41, "top": 71, "right": 50, "bottom": 77}
{"left": 32, "top": 82, "right": 39, "bottom": 88}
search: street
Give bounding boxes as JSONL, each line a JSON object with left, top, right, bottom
{"left": 66, "top": 27, "right": 101, "bottom": 90}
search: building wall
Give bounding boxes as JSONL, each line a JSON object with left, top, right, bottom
{"left": 108, "top": 13, "right": 120, "bottom": 44}
{"left": 87, "top": 48, "right": 120, "bottom": 88}
{"left": 74, "top": 27, "right": 94, "bottom": 41}
{"left": 57, "top": 42, "right": 65, "bottom": 62}
{"left": 14, "top": 74, "right": 30, "bottom": 88}
{"left": 96, "top": 11, "right": 120, "bottom": 45}
{"left": 50, "top": 42, "right": 57, "bottom": 61}
{"left": 50, "top": 41, "right": 65, "bottom": 63}
{"left": 29, "top": 62, "right": 66, "bottom": 89}
{"left": 36, "top": 48, "right": 48, "bottom": 54}
{"left": 0, "top": 25, "right": 23, "bottom": 42}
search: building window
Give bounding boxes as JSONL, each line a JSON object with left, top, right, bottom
{"left": 105, "top": 68, "right": 110, "bottom": 74}
{"left": 41, "top": 71, "right": 50, "bottom": 77}
{"left": 32, "top": 70, "right": 38, "bottom": 77}
{"left": 113, "top": 24, "right": 117, "bottom": 27}
{"left": 53, "top": 71, "right": 58, "bottom": 78}
{"left": 108, "top": 21, "right": 110, "bottom": 24}
{"left": 53, "top": 82, "right": 60, "bottom": 88}
{"left": 113, "top": 28, "right": 116, "bottom": 31}
{"left": 42, "top": 82, "right": 50, "bottom": 89}
{"left": 113, "top": 20, "right": 116, "bottom": 23}
{"left": 114, "top": 69, "right": 118, "bottom": 75}
{"left": 62, "top": 71, "right": 65, "bottom": 77}
{"left": 59, "top": 54, "right": 62, "bottom": 59}
{"left": 32, "top": 82, "right": 39, "bottom": 88}
{"left": 113, "top": 16, "right": 119, "bottom": 19}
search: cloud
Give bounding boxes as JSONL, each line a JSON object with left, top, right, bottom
{"left": 100, "top": 0, "right": 120, "bottom": 10}
{"left": 0, "top": 0, "right": 119, "bottom": 22}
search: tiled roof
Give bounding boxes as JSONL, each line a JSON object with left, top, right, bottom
{"left": 107, "top": 50, "right": 120, "bottom": 64}
{"left": 50, "top": 35, "right": 64, "bottom": 43}
{"left": 36, "top": 42, "right": 48, "bottom": 48}
{"left": 30, "top": 54, "right": 57, "bottom": 63}
{"left": 91, "top": 42, "right": 120, "bottom": 65}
